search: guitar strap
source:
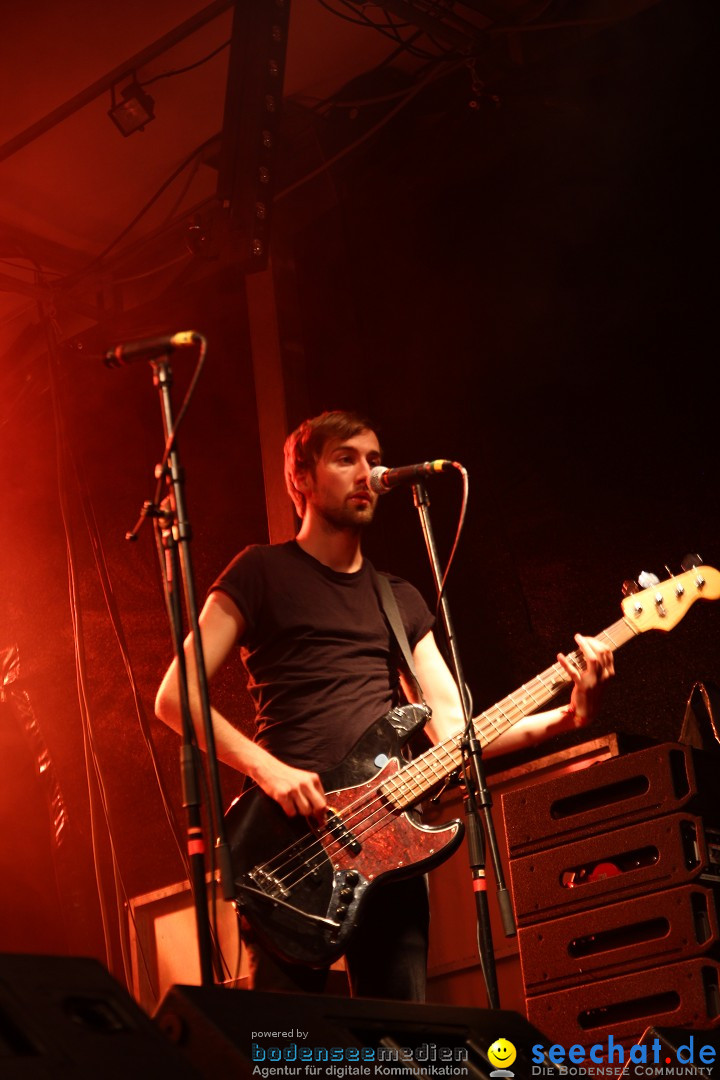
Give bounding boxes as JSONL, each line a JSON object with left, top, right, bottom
{"left": 369, "top": 565, "right": 426, "bottom": 707}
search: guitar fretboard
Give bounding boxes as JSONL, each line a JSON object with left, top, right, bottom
{"left": 380, "top": 617, "right": 637, "bottom": 810}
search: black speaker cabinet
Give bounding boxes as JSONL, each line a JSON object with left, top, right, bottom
{"left": 525, "top": 957, "right": 720, "bottom": 1048}
{"left": 504, "top": 743, "right": 718, "bottom": 857}
{"left": 155, "top": 984, "right": 593, "bottom": 1078}
{"left": 0, "top": 953, "right": 199, "bottom": 1078}
{"left": 518, "top": 884, "right": 719, "bottom": 992}
{"left": 510, "top": 812, "right": 709, "bottom": 924}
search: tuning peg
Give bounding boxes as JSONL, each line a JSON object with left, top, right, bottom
{"left": 622, "top": 580, "right": 640, "bottom": 597}
{"left": 681, "top": 553, "right": 703, "bottom": 571}
{"left": 638, "top": 571, "right": 660, "bottom": 589}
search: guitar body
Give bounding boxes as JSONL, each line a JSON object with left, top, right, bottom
{"left": 225, "top": 705, "right": 464, "bottom": 968}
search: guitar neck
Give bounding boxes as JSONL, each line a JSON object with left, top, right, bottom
{"left": 381, "top": 616, "right": 638, "bottom": 810}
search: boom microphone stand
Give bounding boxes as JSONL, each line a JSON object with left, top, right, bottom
{"left": 113, "top": 333, "right": 234, "bottom": 985}
{"left": 411, "top": 476, "right": 515, "bottom": 1009}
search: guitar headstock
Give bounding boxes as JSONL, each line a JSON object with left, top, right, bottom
{"left": 621, "top": 563, "right": 720, "bottom": 634}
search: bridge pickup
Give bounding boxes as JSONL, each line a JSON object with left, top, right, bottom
{"left": 326, "top": 810, "right": 361, "bottom": 855}
{"left": 248, "top": 867, "right": 288, "bottom": 899}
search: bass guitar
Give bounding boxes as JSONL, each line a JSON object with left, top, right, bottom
{"left": 225, "top": 564, "right": 720, "bottom": 967}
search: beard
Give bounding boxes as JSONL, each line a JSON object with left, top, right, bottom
{"left": 316, "top": 498, "right": 376, "bottom": 531}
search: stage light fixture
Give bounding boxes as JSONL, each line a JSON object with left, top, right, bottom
{"left": 108, "top": 79, "right": 156, "bottom": 137}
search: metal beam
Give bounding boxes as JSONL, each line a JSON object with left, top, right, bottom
{"left": 245, "top": 264, "right": 296, "bottom": 543}
{"left": 0, "top": 0, "right": 233, "bottom": 163}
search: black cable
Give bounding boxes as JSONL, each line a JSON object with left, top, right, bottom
{"left": 276, "top": 57, "right": 465, "bottom": 202}
{"left": 140, "top": 40, "right": 230, "bottom": 89}
{"left": 317, "top": 0, "right": 443, "bottom": 60}
{"left": 339, "top": 0, "right": 454, "bottom": 59}
{"left": 435, "top": 463, "right": 469, "bottom": 618}
{"left": 59, "top": 135, "right": 219, "bottom": 285}
{"left": 304, "top": 36, "right": 420, "bottom": 114}
{"left": 316, "top": 0, "right": 412, "bottom": 30}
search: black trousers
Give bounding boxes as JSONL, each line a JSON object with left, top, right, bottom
{"left": 240, "top": 876, "right": 430, "bottom": 1001}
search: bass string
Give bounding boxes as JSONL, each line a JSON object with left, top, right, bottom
{"left": 253, "top": 744, "right": 461, "bottom": 886}
{"left": 270, "top": 792, "right": 417, "bottom": 894}
{"left": 263, "top": 766, "right": 463, "bottom": 894}
{"left": 252, "top": 714, "right": 513, "bottom": 892}
{"left": 256, "top": 785, "right": 385, "bottom": 885}
{"left": 252, "top": 708, "right": 514, "bottom": 890}
{"left": 254, "top": 753, "right": 433, "bottom": 880}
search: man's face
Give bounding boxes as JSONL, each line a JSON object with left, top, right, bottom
{"left": 302, "top": 429, "right": 382, "bottom": 529}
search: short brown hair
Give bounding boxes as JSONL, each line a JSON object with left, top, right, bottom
{"left": 284, "top": 410, "right": 377, "bottom": 518}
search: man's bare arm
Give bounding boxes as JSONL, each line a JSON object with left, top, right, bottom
{"left": 406, "top": 630, "right": 614, "bottom": 755}
{"left": 155, "top": 591, "right": 326, "bottom": 818}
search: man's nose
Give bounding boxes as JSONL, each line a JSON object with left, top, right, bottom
{"left": 355, "top": 459, "right": 372, "bottom": 484}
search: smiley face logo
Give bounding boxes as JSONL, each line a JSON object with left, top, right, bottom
{"left": 487, "top": 1038, "right": 517, "bottom": 1075}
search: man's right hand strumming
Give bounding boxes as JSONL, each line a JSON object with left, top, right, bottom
{"left": 249, "top": 750, "right": 327, "bottom": 821}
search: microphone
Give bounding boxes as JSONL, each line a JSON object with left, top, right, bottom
{"left": 104, "top": 330, "right": 200, "bottom": 367}
{"left": 369, "top": 460, "right": 454, "bottom": 494}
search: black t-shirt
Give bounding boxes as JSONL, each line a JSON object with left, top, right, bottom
{"left": 211, "top": 541, "right": 434, "bottom": 772}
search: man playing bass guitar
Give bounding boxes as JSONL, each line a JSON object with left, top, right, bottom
{"left": 155, "top": 409, "right": 614, "bottom": 1001}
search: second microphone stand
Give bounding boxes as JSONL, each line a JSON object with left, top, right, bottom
{"left": 411, "top": 478, "right": 515, "bottom": 1009}
{"left": 146, "top": 354, "right": 235, "bottom": 985}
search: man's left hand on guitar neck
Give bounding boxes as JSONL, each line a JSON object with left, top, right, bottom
{"left": 558, "top": 632, "right": 615, "bottom": 729}
{"left": 407, "top": 630, "right": 615, "bottom": 757}
{"left": 496, "top": 633, "right": 615, "bottom": 752}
